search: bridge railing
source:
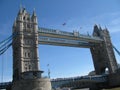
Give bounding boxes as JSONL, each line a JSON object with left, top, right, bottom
{"left": 51, "top": 74, "right": 108, "bottom": 82}
{"left": 39, "top": 36, "right": 92, "bottom": 46}
{"left": 51, "top": 75, "right": 108, "bottom": 88}
{"left": 38, "top": 27, "right": 103, "bottom": 41}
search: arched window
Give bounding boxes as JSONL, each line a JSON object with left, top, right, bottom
{"left": 28, "top": 52, "right": 30, "bottom": 57}
{"left": 23, "top": 16, "right": 25, "bottom": 20}
{"left": 25, "top": 52, "right": 27, "bottom": 57}
{"left": 27, "top": 24, "right": 30, "bottom": 28}
{"left": 29, "top": 65, "right": 31, "bottom": 70}
{"left": 105, "top": 67, "right": 109, "bottom": 74}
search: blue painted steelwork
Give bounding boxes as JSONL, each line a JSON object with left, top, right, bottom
{"left": 113, "top": 45, "right": 120, "bottom": 56}
{"left": 38, "top": 27, "right": 103, "bottom": 42}
{"left": 39, "top": 36, "right": 93, "bottom": 47}
{"left": 0, "top": 33, "right": 17, "bottom": 55}
{"left": 51, "top": 74, "right": 108, "bottom": 88}
{"left": 0, "top": 27, "right": 103, "bottom": 55}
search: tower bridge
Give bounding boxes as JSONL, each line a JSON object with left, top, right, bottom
{"left": 0, "top": 8, "right": 120, "bottom": 90}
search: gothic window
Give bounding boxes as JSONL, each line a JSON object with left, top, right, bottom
{"left": 25, "top": 52, "right": 27, "bottom": 57}
{"left": 29, "top": 65, "right": 31, "bottom": 70}
{"left": 24, "top": 62, "right": 28, "bottom": 71}
{"left": 27, "top": 24, "right": 30, "bottom": 28}
{"left": 28, "top": 52, "right": 30, "bottom": 57}
{"left": 23, "top": 16, "right": 25, "bottom": 20}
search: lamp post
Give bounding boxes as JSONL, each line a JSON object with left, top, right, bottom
{"left": 47, "top": 64, "right": 50, "bottom": 78}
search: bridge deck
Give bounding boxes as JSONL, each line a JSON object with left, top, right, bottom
{"left": 38, "top": 27, "right": 103, "bottom": 47}
{"left": 39, "top": 36, "right": 93, "bottom": 48}
{"left": 51, "top": 74, "right": 108, "bottom": 88}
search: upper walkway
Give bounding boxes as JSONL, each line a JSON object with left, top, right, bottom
{"left": 38, "top": 27, "right": 103, "bottom": 48}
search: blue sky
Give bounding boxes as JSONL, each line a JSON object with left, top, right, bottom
{"left": 0, "top": 0, "right": 120, "bottom": 82}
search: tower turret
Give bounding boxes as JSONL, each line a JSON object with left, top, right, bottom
{"left": 31, "top": 9, "right": 38, "bottom": 24}
{"left": 31, "top": 9, "right": 38, "bottom": 33}
{"left": 93, "top": 24, "right": 101, "bottom": 37}
{"left": 17, "top": 7, "right": 23, "bottom": 21}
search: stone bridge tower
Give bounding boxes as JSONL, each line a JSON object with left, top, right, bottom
{"left": 91, "top": 25, "right": 118, "bottom": 75}
{"left": 12, "top": 7, "right": 39, "bottom": 81}
{"left": 12, "top": 8, "right": 51, "bottom": 90}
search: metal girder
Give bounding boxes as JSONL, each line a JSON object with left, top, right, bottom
{"left": 38, "top": 36, "right": 93, "bottom": 48}
{"left": 51, "top": 75, "right": 108, "bottom": 88}
{"left": 38, "top": 27, "right": 103, "bottom": 44}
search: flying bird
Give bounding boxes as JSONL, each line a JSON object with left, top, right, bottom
{"left": 62, "top": 23, "right": 66, "bottom": 26}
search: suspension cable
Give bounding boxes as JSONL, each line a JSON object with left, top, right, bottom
{"left": 0, "top": 32, "right": 18, "bottom": 83}
{"left": 0, "top": 36, "right": 13, "bottom": 49}
{"left": 0, "top": 43, "right": 12, "bottom": 55}
{"left": 113, "top": 45, "right": 120, "bottom": 56}
{"left": 0, "top": 32, "right": 18, "bottom": 55}
{"left": 0, "top": 33, "right": 17, "bottom": 49}
{"left": 0, "top": 34, "right": 13, "bottom": 45}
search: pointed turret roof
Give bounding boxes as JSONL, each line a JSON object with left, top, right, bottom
{"left": 32, "top": 8, "right": 37, "bottom": 17}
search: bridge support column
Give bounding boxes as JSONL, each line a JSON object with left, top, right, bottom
{"left": 12, "top": 78, "right": 51, "bottom": 90}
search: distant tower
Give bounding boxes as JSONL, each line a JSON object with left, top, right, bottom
{"left": 90, "top": 25, "right": 118, "bottom": 74}
{"left": 12, "top": 7, "right": 51, "bottom": 90}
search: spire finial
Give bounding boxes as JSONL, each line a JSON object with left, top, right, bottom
{"left": 20, "top": 4, "right": 22, "bottom": 9}
{"left": 33, "top": 8, "right": 36, "bottom": 16}
{"left": 18, "top": 4, "right": 23, "bottom": 14}
{"left": 34, "top": 8, "right": 36, "bottom": 12}
{"left": 105, "top": 25, "right": 107, "bottom": 29}
{"left": 94, "top": 24, "right": 98, "bottom": 27}
{"left": 98, "top": 24, "right": 102, "bottom": 30}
